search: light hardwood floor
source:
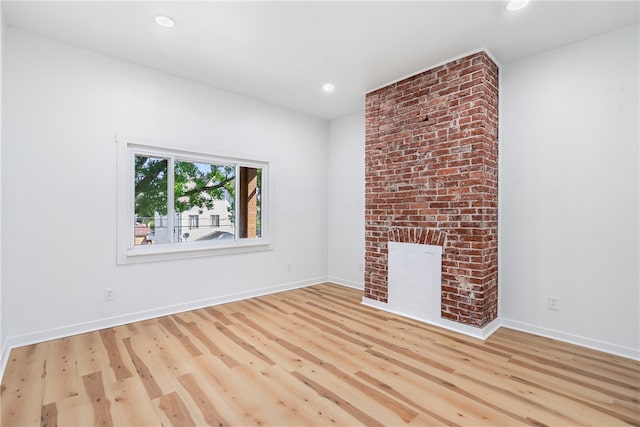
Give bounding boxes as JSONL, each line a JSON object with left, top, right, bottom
{"left": 1, "top": 283, "right": 639, "bottom": 426}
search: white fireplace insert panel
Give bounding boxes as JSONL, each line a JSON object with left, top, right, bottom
{"left": 388, "top": 241, "right": 442, "bottom": 322}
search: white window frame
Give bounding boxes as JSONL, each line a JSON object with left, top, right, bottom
{"left": 116, "top": 135, "right": 270, "bottom": 264}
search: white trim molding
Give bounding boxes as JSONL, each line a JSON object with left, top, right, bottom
{"left": 361, "top": 297, "right": 639, "bottom": 360}
{"left": 3, "top": 281, "right": 638, "bottom": 382}
{"left": 0, "top": 277, "right": 327, "bottom": 380}
{"left": 326, "top": 276, "right": 364, "bottom": 290}
{"left": 501, "top": 318, "right": 640, "bottom": 361}
{"left": 362, "top": 296, "right": 501, "bottom": 341}
{"left": 116, "top": 133, "right": 272, "bottom": 264}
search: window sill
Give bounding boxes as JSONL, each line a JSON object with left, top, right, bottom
{"left": 118, "top": 239, "right": 271, "bottom": 264}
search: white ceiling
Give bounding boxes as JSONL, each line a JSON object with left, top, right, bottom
{"left": 3, "top": 1, "right": 639, "bottom": 120}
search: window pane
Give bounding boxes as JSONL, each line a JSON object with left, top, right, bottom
{"left": 134, "top": 155, "right": 169, "bottom": 245}
{"left": 188, "top": 215, "right": 199, "bottom": 229}
{"left": 238, "top": 166, "right": 262, "bottom": 238}
{"left": 174, "top": 160, "right": 235, "bottom": 243}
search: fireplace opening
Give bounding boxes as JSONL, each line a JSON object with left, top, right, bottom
{"left": 388, "top": 242, "right": 442, "bottom": 322}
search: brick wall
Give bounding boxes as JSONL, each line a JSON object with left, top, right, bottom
{"left": 364, "top": 52, "right": 499, "bottom": 328}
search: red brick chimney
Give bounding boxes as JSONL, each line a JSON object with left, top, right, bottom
{"left": 364, "top": 52, "right": 499, "bottom": 328}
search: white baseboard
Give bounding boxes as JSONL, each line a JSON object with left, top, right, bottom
{"left": 501, "top": 318, "right": 640, "bottom": 361}
{"left": 361, "top": 296, "right": 389, "bottom": 310}
{"left": 361, "top": 297, "right": 500, "bottom": 340}
{"left": 361, "top": 298, "right": 639, "bottom": 360}
{"left": 4, "top": 282, "right": 637, "bottom": 381}
{"left": 326, "top": 276, "right": 364, "bottom": 290}
{"left": 0, "top": 339, "right": 8, "bottom": 384}
{"left": 0, "top": 277, "right": 326, "bottom": 381}
{"left": 438, "top": 316, "right": 502, "bottom": 340}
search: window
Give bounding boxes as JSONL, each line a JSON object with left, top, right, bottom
{"left": 117, "top": 136, "right": 269, "bottom": 263}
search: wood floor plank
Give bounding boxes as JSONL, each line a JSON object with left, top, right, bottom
{"left": 139, "top": 322, "right": 200, "bottom": 378}
{"left": 248, "top": 297, "right": 292, "bottom": 315}
{"left": 225, "top": 322, "right": 308, "bottom": 372}
{"left": 303, "top": 286, "right": 397, "bottom": 320}
{"left": 288, "top": 295, "right": 466, "bottom": 375}
{"left": 234, "top": 309, "right": 431, "bottom": 424}
{"left": 364, "top": 347, "right": 540, "bottom": 425}
{"left": 355, "top": 370, "right": 462, "bottom": 427}
{"left": 109, "top": 376, "right": 162, "bottom": 426}
{"left": 358, "top": 362, "right": 530, "bottom": 426}
{"left": 305, "top": 299, "right": 385, "bottom": 332}
{"left": 203, "top": 306, "right": 235, "bottom": 325}
{"left": 186, "top": 354, "right": 273, "bottom": 426}
{"left": 212, "top": 321, "right": 277, "bottom": 366}
{"left": 1, "top": 343, "right": 49, "bottom": 426}
{"left": 408, "top": 412, "right": 455, "bottom": 426}
{"left": 260, "top": 364, "right": 370, "bottom": 426}
{"left": 452, "top": 362, "right": 613, "bottom": 426}
{"left": 98, "top": 329, "right": 133, "bottom": 383}
{"left": 294, "top": 363, "right": 418, "bottom": 424}
{"left": 273, "top": 319, "right": 368, "bottom": 373}
{"left": 179, "top": 321, "right": 241, "bottom": 369}
{"left": 180, "top": 307, "right": 277, "bottom": 370}
{"left": 528, "top": 375, "right": 638, "bottom": 423}
{"left": 156, "top": 391, "right": 197, "bottom": 427}
{"left": 2, "top": 283, "right": 638, "bottom": 426}
{"left": 458, "top": 350, "right": 638, "bottom": 422}
{"left": 507, "top": 353, "right": 638, "bottom": 402}
{"left": 497, "top": 327, "right": 639, "bottom": 371}
{"left": 234, "top": 298, "right": 379, "bottom": 372}
{"left": 52, "top": 385, "right": 98, "bottom": 426}
{"left": 82, "top": 371, "right": 114, "bottom": 427}
{"left": 177, "top": 372, "right": 229, "bottom": 427}
{"left": 42, "top": 337, "right": 79, "bottom": 405}
{"left": 74, "top": 332, "right": 108, "bottom": 378}
{"left": 291, "top": 370, "right": 386, "bottom": 427}
{"left": 232, "top": 310, "right": 368, "bottom": 375}
{"left": 122, "top": 337, "right": 164, "bottom": 400}
{"left": 157, "top": 316, "right": 203, "bottom": 358}
{"left": 39, "top": 402, "right": 57, "bottom": 427}
{"left": 492, "top": 335, "right": 640, "bottom": 393}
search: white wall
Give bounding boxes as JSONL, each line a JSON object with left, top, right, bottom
{"left": 2, "top": 19, "right": 638, "bottom": 370}
{"left": 0, "top": 4, "right": 4, "bottom": 363}
{"left": 500, "top": 24, "right": 639, "bottom": 358}
{"left": 2, "top": 28, "right": 328, "bottom": 347}
{"left": 327, "top": 111, "right": 365, "bottom": 288}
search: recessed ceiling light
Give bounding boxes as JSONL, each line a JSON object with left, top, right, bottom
{"left": 506, "top": 0, "right": 530, "bottom": 12}
{"left": 155, "top": 15, "right": 175, "bottom": 28}
{"left": 322, "top": 83, "right": 335, "bottom": 93}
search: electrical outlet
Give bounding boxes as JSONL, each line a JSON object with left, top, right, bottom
{"left": 286, "top": 263, "right": 292, "bottom": 273}
{"left": 359, "top": 263, "right": 364, "bottom": 272}
{"left": 104, "top": 288, "right": 115, "bottom": 301}
{"left": 548, "top": 296, "right": 560, "bottom": 311}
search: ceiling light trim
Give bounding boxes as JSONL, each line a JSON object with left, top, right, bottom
{"left": 506, "top": 0, "right": 530, "bottom": 12}
{"left": 155, "top": 15, "right": 175, "bottom": 28}
{"left": 322, "top": 83, "right": 335, "bottom": 93}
